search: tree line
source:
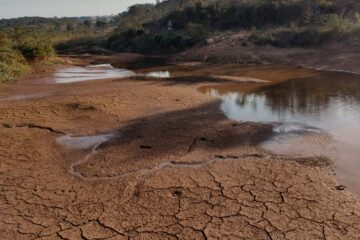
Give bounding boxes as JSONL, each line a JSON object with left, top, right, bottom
{"left": 106, "top": 0, "right": 360, "bottom": 53}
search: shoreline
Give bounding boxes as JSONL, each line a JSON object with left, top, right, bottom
{"left": 1, "top": 54, "right": 360, "bottom": 239}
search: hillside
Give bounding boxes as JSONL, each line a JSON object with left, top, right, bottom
{"left": 106, "top": 0, "right": 360, "bottom": 54}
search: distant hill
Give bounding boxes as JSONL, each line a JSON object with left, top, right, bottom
{"left": 0, "top": 16, "right": 114, "bottom": 31}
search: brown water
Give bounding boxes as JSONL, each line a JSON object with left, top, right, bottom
{"left": 199, "top": 66, "right": 360, "bottom": 193}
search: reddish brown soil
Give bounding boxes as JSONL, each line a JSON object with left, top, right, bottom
{"left": 0, "top": 55, "right": 360, "bottom": 239}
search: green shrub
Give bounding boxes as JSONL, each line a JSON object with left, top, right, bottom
{"left": 355, "top": 13, "right": 360, "bottom": 24}
{"left": 17, "top": 34, "right": 56, "bottom": 61}
{"left": 0, "top": 35, "right": 30, "bottom": 82}
{"left": 290, "top": 28, "right": 333, "bottom": 46}
{"left": 323, "top": 14, "right": 352, "bottom": 32}
{"left": 163, "top": 1, "right": 305, "bottom": 30}
{"left": 186, "top": 22, "right": 208, "bottom": 42}
{"left": 56, "top": 35, "right": 107, "bottom": 53}
{"left": 250, "top": 27, "right": 335, "bottom": 47}
{"left": 0, "top": 29, "right": 56, "bottom": 82}
{"left": 0, "top": 61, "right": 31, "bottom": 83}
{"left": 107, "top": 29, "right": 200, "bottom": 54}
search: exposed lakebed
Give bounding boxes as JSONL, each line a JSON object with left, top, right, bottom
{"left": 199, "top": 68, "right": 360, "bottom": 193}
{"left": 51, "top": 62, "right": 360, "bottom": 193}
{"left": 3, "top": 58, "right": 360, "bottom": 240}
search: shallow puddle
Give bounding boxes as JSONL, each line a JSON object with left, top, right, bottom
{"left": 57, "top": 134, "right": 113, "bottom": 150}
{"left": 199, "top": 67, "right": 360, "bottom": 193}
{"left": 2, "top": 93, "right": 51, "bottom": 101}
{"left": 54, "top": 64, "right": 135, "bottom": 83}
{"left": 53, "top": 64, "right": 173, "bottom": 83}
{"left": 145, "top": 71, "right": 171, "bottom": 78}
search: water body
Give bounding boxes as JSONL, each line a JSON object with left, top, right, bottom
{"left": 54, "top": 64, "right": 136, "bottom": 83}
{"left": 199, "top": 67, "right": 360, "bottom": 193}
{"left": 57, "top": 134, "right": 114, "bottom": 150}
{"left": 145, "top": 71, "right": 171, "bottom": 78}
{"left": 53, "top": 64, "right": 171, "bottom": 83}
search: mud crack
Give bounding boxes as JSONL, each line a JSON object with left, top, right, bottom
{"left": 16, "top": 123, "right": 65, "bottom": 135}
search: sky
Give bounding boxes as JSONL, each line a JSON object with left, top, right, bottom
{"left": 0, "top": 0, "right": 155, "bottom": 19}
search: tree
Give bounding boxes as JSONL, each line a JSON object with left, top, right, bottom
{"left": 66, "top": 23, "right": 74, "bottom": 32}
{"left": 96, "top": 20, "right": 107, "bottom": 28}
{"left": 83, "top": 20, "right": 92, "bottom": 28}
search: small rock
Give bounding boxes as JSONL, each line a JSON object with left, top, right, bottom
{"left": 172, "top": 190, "right": 182, "bottom": 197}
{"left": 207, "top": 38, "right": 214, "bottom": 44}
{"left": 335, "top": 185, "right": 346, "bottom": 191}
{"left": 2, "top": 123, "right": 11, "bottom": 128}
{"left": 68, "top": 103, "right": 96, "bottom": 111}
{"left": 140, "top": 145, "right": 153, "bottom": 149}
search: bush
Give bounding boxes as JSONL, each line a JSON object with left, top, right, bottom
{"left": 0, "top": 60, "right": 31, "bottom": 83}
{"left": 17, "top": 33, "right": 56, "bottom": 61}
{"left": 107, "top": 28, "right": 201, "bottom": 54}
{"left": 322, "top": 14, "right": 352, "bottom": 32}
{"left": 250, "top": 27, "right": 335, "bottom": 47}
{"left": 19, "top": 42, "right": 55, "bottom": 61}
{"left": 0, "top": 29, "right": 56, "bottom": 82}
{"left": 56, "top": 35, "right": 107, "bottom": 53}
{"left": 186, "top": 22, "right": 208, "bottom": 42}
{"left": 0, "top": 35, "right": 30, "bottom": 82}
{"left": 290, "top": 28, "right": 334, "bottom": 46}
{"left": 162, "top": 1, "right": 305, "bottom": 31}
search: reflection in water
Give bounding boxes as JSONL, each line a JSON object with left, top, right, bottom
{"left": 201, "top": 70, "right": 360, "bottom": 193}
{"left": 54, "top": 64, "right": 136, "bottom": 83}
{"left": 145, "top": 71, "right": 171, "bottom": 78}
{"left": 53, "top": 64, "right": 172, "bottom": 83}
{"left": 57, "top": 134, "right": 113, "bottom": 150}
{"left": 206, "top": 89, "right": 324, "bottom": 134}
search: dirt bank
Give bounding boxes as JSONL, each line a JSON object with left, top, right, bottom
{"left": 174, "top": 33, "right": 360, "bottom": 75}
{"left": 1, "top": 55, "right": 360, "bottom": 239}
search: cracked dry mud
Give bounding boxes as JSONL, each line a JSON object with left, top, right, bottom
{"left": 1, "top": 60, "right": 360, "bottom": 240}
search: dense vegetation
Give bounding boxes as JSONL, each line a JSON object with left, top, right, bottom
{"left": 0, "top": 16, "right": 114, "bottom": 33}
{"left": 0, "top": 33, "right": 30, "bottom": 83}
{"left": 0, "top": 28, "right": 56, "bottom": 83}
{"left": 107, "top": 0, "right": 360, "bottom": 53}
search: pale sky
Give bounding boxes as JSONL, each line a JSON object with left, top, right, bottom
{"left": 0, "top": 0, "right": 155, "bottom": 19}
